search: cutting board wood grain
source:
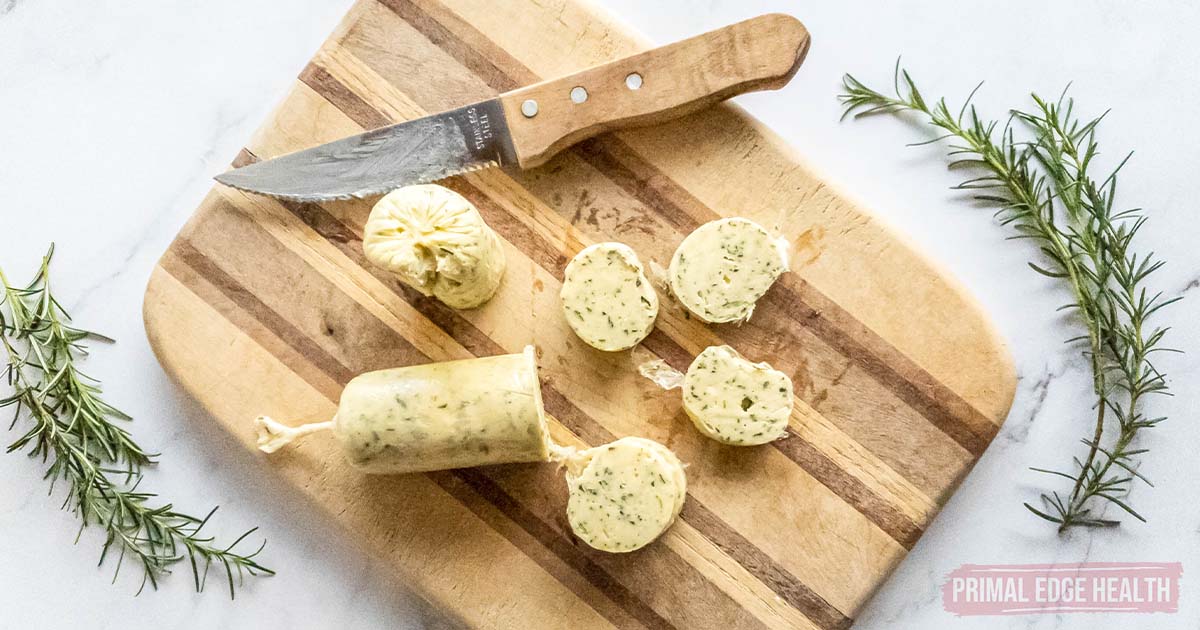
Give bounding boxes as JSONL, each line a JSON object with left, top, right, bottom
{"left": 143, "top": 1, "right": 1015, "bottom": 628}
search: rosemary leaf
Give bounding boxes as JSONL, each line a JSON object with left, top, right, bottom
{"left": 0, "top": 245, "right": 273, "bottom": 595}
{"left": 839, "top": 63, "right": 1177, "bottom": 533}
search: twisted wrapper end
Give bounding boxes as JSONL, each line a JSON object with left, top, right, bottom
{"left": 548, "top": 442, "right": 595, "bottom": 476}
{"left": 637, "top": 359, "right": 685, "bottom": 391}
{"left": 254, "top": 415, "right": 336, "bottom": 454}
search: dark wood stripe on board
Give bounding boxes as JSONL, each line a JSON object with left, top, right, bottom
{"left": 216, "top": 149, "right": 853, "bottom": 627}
{"left": 681, "top": 501, "right": 853, "bottom": 630}
{"left": 377, "top": 0, "right": 526, "bottom": 93}
{"left": 576, "top": 136, "right": 997, "bottom": 456}
{"left": 372, "top": 0, "right": 997, "bottom": 457}
{"left": 279, "top": 191, "right": 850, "bottom": 629}
{"left": 166, "top": 230, "right": 686, "bottom": 630}
{"left": 433, "top": 468, "right": 676, "bottom": 630}
{"left": 774, "top": 429, "right": 922, "bottom": 548}
{"left": 299, "top": 64, "right": 391, "bottom": 128}
{"left": 294, "top": 62, "right": 925, "bottom": 549}
{"left": 168, "top": 239, "right": 359, "bottom": 390}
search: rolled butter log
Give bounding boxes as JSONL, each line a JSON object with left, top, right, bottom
{"left": 255, "top": 346, "right": 553, "bottom": 474}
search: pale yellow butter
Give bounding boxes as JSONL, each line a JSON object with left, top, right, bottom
{"left": 256, "top": 347, "right": 551, "bottom": 475}
{"left": 560, "top": 242, "right": 658, "bottom": 351}
{"left": 363, "top": 184, "right": 506, "bottom": 309}
{"left": 682, "top": 345, "right": 793, "bottom": 446}
{"left": 564, "top": 436, "right": 687, "bottom": 552}
{"left": 667, "top": 217, "right": 788, "bottom": 323}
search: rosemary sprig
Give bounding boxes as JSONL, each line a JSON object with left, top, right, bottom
{"left": 839, "top": 63, "right": 1178, "bottom": 532}
{"left": 0, "top": 246, "right": 273, "bottom": 595}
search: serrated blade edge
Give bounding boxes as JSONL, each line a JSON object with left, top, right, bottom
{"left": 214, "top": 99, "right": 514, "bottom": 202}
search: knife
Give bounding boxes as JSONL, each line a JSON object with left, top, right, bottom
{"left": 214, "top": 13, "right": 810, "bottom": 202}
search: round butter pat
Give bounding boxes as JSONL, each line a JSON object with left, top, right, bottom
{"left": 667, "top": 217, "right": 788, "bottom": 323}
{"left": 565, "top": 437, "right": 687, "bottom": 552}
{"left": 682, "top": 345, "right": 793, "bottom": 445}
{"left": 560, "top": 242, "right": 658, "bottom": 351}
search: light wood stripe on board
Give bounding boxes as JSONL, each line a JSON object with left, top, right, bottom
{"left": 206, "top": 166, "right": 861, "bottom": 627}
{"left": 308, "top": 43, "right": 938, "bottom": 539}
{"left": 341, "top": 0, "right": 992, "bottom": 496}
{"left": 228, "top": 76, "right": 915, "bottom": 612}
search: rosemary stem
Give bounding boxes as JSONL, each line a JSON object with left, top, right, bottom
{"left": 1062, "top": 402, "right": 1106, "bottom": 531}
{"left": 839, "top": 67, "right": 1175, "bottom": 530}
{"left": 2, "top": 248, "right": 272, "bottom": 595}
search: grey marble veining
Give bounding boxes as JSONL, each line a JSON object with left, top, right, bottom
{"left": 2, "top": 1, "right": 1199, "bottom": 629}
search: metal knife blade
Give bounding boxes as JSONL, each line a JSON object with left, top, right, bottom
{"left": 214, "top": 99, "right": 516, "bottom": 202}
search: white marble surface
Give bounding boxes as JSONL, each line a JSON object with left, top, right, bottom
{"left": 1, "top": 1, "right": 1198, "bottom": 628}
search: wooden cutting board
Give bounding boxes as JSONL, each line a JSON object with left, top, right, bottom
{"left": 143, "top": 0, "right": 1015, "bottom": 627}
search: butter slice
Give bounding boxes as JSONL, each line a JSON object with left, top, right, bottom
{"left": 682, "top": 345, "right": 793, "bottom": 446}
{"left": 560, "top": 242, "right": 658, "bottom": 351}
{"left": 667, "top": 217, "right": 788, "bottom": 323}
{"left": 565, "top": 437, "right": 687, "bottom": 553}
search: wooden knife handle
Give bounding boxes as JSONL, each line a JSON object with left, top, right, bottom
{"left": 498, "top": 14, "right": 811, "bottom": 168}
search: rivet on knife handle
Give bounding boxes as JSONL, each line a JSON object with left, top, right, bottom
{"left": 498, "top": 13, "right": 811, "bottom": 168}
